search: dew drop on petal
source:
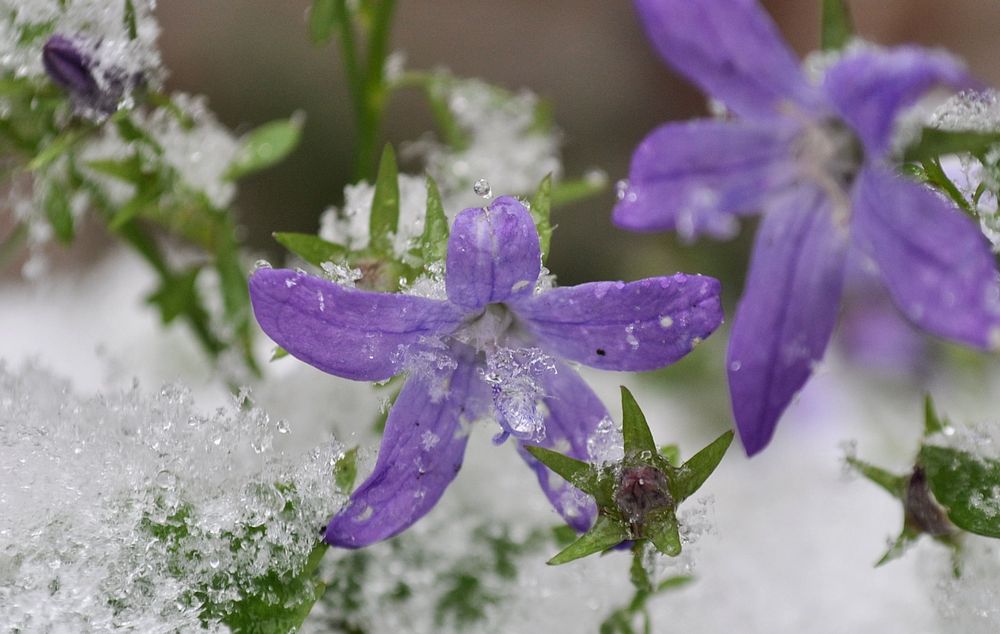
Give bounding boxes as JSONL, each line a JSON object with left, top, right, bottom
{"left": 473, "top": 178, "right": 492, "bottom": 198}
{"left": 253, "top": 259, "right": 272, "bottom": 271}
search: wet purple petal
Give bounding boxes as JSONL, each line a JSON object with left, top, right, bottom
{"left": 633, "top": 0, "right": 823, "bottom": 120}
{"left": 728, "top": 187, "right": 848, "bottom": 455}
{"left": 823, "top": 46, "right": 977, "bottom": 156}
{"left": 325, "top": 346, "right": 483, "bottom": 548}
{"left": 516, "top": 362, "right": 604, "bottom": 531}
{"left": 851, "top": 167, "right": 1000, "bottom": 348}
{"left": 445, "top": 196, "right": 541, "bottom": 311}
{"left": 613, "top": 118, "right": 798, "bottom": 239}
{"left": 249, "top": 268, "right": 464, "bottom": 381}
{"left": 511, "top": 274, "right": 723, "bottom": 371}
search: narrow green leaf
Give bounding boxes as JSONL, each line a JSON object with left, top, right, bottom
{"left": 659, "top": 444, "right": 681, "bottom": 467}
{"left": 146, "top": 267, "right": 201, "bottom": 325}
{"left": 423, "top": 74, "right": 470, "bottom": 150}
{"left": 224, "top": 115, "right": 304, "bottom": 181}
{"left": 270, "top": 346, "right": 289, "bottom": 361}
{"left": 920, "top": 157, "right": 975, "bottom": 218}
{"left": 523, "top": 445, "right": 600, "bottom": 497}
{"left": 646, "top": 510, "right": 681, "bottom": 557}
{"left": 673, "top": 430, "right": 734, "bottom": 502}
{"left": 309, "top": 0, "right": 339, "bottom": 44}
{"left": 920, "top": 444, "right": 1000, "bottom": 538}
{"left": 419, "top": 174, "right": 449, "bottom": 263}
{"left": 529, "top": 174, "right": 553, "bottom": 262}
{"left": 821, "top": 0, "right": 854, "bottom": 51}
{"left": 44, "top": 185, "right": 74, "bottom": 243}
{"left": 846, "top": 456, "right": 907, "bottom": 499}
{"left": 551, "top": 173, "right": 609, "bottom": 208}
{"left": 620, "top": 386, "right": 656, "bottom": 456}
{"left": 903, "top": 127, "right": 1000, "bottom": 164}
{"left": 272, "top": 232, "right": 348, "bottom": 267}
{"left": 923, "top": 395, "right": 946, "bottom": 437}
{"left": 108, "top": 184, "right": 160, "bottom": 230}
{"left": 875, "top": 526, "right": 920, "bottom": 567}
{"left": 123, "top": 0, "right": 138, "bottom": 40}
{"left": 548, "top": 515, "right": 628, "bottom": 565}
{"left": 28, "top": 129, "right": 84, "bottom": 172}
{"left": 86, "top": 156, "right": 145, "bottom": 183}
{"left": 655, "top": 575, "right": 695, "bottom": 593}
{"left": 369, "top": 144, "right": 400, "bottom": 255}
{"left": 335, "top": 447, "right": 359, "bottom": 493}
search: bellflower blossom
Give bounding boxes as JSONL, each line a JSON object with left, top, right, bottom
{"left": 249, "top": 196, "right": 723, "bottom": 547}
{"left": 614, "top": 0, "right": 1000, "bottom": 455}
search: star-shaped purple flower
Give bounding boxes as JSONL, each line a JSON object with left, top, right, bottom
{"left": 614, "top": 0, "right": 1000, "bottom": 455}
{"left": 250, "top": 196, "right": 723, "bottom": 547}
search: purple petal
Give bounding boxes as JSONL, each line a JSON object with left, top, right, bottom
{"left": 613, "top": 119, "right": 798, "bottom": 239}
{"left": 823, "top": 46, "right": 978, "bottom": 157}
{"left": 445, "top": 196, "right": 541, "bottom": 311}
{"left": 43, "top": 36, "right": 97, "bottom": 97}
{"left": 511, "top": 274, "right": 723, "bottom": 371}
{"left": 325, "top": 346, "right": 483, "bottom": 548}
{"left": 516, "top": 362, "right": 604, "bottom": 531}
{"left": 851, "top": 167, "right": 1000, "bottom": 348}
{"left": 249, "top": 268, "right": 464, "bottom": 381}
{"left": 728, "top": 187, "right": 848, "bottom": 455}
{"left": 633, "top": 0, "right": 823, "bottom": 120}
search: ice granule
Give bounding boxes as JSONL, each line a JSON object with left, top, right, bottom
{"left": 586, "top": 416, "right": 624, "bottom": 465}
{"left": 481, "top": 347, "right": 557, "bottom": 441}
{"left": 0, "top": 362, "right": 344, "bottom": 632}
{"left": 318, "top": 173, "right": 429, "bottom": 258}
{"left": 930, "top": 89, "right": 1000, "bottom": 133}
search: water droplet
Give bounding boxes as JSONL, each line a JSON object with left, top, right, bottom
{"left": 276, "top": 419, "right": 290, "bottom": 434}
{"left": 659, "top": 315, "right": 674, "bottom": 329}
{"left": 729, "top": 360, "right": 742, "bottom": 372}
{"left": 615, "top": 179, "right": 630, "bottom": 201}
{"left": 209, "top": 559, "right": 220, "bottom": 569}
{"left": 473, "top": 178, "right": 492, "bottom": 198}
{"left": 253, "top": 259, "right": 272, "bottom": 271}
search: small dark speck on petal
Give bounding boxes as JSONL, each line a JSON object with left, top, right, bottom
{"left": 596, "top": 348, "right": 607, "bottom": 356}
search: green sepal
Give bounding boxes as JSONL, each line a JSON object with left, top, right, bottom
{"left": 419, "top": 174, "right": 449, "bottom": 263}
{"left": 86, "top": 155, "right": 146, "bottom": 183}
{"left": 620, "top": 386, "right": 656, "bottom": 457}
{"left": 646, "top": 510, "right": 681, "bottom": 557}
{"left": 659, "top": 444, "right": 681, "bottom": 467}
{"left": 145, "top": 267, "right": 203, "bottom": 325}
{"left": 529, "top": 174, "right": 554, "bottom": 263}
{"left": 369, "top": 144, "right": 400, "bottom": 255}
{"left": 903, "top": 127, "right": 1000, "bottom": 164}
{"left": 522, "top": 444, "right": 600, "bottom": 499}
{"left": 44, "top": 184, "right": 74, "bottom": 243}
{"left": 846, "top": 456, "right": 907, "bottom": 499}
{"left": 551, "top": 174, "right": 608, "bottom": 208}
{"left": 270, "top": 347, "right": 289, "bottom": 361}
{"left": 672, "top": 430, "right": 734, "bottom": 502}
{"left": 821, "top": 0, "right": 854, "bottom": 51}
{"left": 272, "top": 232, "right": 348, "bottom": 267}
{"left": 225, "top": 115, "right": 304, "bottom": 181}
{"left": 334, "top": 446, "right": 359, "bottom": 494}
{"left": 547, "top": 515, "right": 628, "bottom": 565}
{"left": 875, "top": 526, "right": 920, "bottom": 567}
{"left": 309, "top": 0, "right": 339, "bottom": 44}
{"left": 920, "top": 444, "right": 1000, "bottom": 538}
{"left": 923, "top": 395, "right": 947, "bottom": 437}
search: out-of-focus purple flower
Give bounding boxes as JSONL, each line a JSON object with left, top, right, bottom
{"left": 614, "top": 0, "right": 1000, "bottom": 455}
{"left": 250, "top": 196, "right": 724, "bottom": 548}
{"left": 42, "top": 35, "right": 135, "bottom": 115}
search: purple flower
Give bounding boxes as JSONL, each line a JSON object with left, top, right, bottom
{"left": 250, "top": 196, "right": 723, "bottom": 547}
{"left": 614, "top": 0, "right": 1000, "bottom": 455}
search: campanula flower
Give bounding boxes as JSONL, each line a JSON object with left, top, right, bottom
{"left": 614, "top": 0, "right": 1000, "bottom": 455}
{"left": 250, "top": 196, "right": 723, "bottom": 547}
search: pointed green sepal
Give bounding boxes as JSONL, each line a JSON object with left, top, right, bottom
{"left": 547, "top": 515, "right": 628, "bottom": 565}
{"left": 903, "top": 128, "right": 1000, "bottom": 164}
{"left": 875, "top": 526, "right": 920, "bottom": 567}
{"left": 419, "top": 174, "right": 449, "bottom": 263}
{"left": 369, "top": 144, "right": 400, "bottom": 255}
{"left": 523, "top": 444, "right": 600, "bottom": 497}
{"left": 821, "top": 0, "right": 854, "bottom": 51}
{"left": 846, "top": 456, "right": 907, "bottom": 499}
{"left": 920, "top": 444, "right": 1000, "bottom": 538}
{"left": 620, "top": 386, "right": 656, "bottom": 457}
{"left": 225, "top": 114, "right": 304, "bottom": 181}
{"left": 659, "top": 444, "right": 681, "bottom": 467}
{"left": 272, "top": 232, "right": 349, "bottom": 267}
{"left": 529, "top": 174, "right": 554, "bottom": 263}
{"left": 270, "top": 346, "right": 289, "bottom": 361}
{"left": 672, "top": 430, "right": 734, "bottom": 502}
{"left": 646, "top": 510, "right": 681, "bottom": 557}
{"left": 923, "top": 395, "right": 947, "bottom": 437}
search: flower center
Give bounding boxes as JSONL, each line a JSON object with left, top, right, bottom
{"left": 793, "top": 118, "right": 863, "bottom": 224}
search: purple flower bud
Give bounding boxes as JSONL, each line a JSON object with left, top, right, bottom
{"left": 614, "top": 464, "right": 674, "bottom": 532}
{"left": 42, "top": 35, "right": 139, "bottom": 116}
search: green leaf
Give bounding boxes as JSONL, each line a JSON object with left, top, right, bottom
{"left": 548, "top": 515, "right": 628, "bottom": 565}
{"left": 44, "top": 185, "right": 74, "bottom": 243}
{"left": 920, "top": 444, "right": 1000, "bottom": 538}
{"left": 551, "top": 173, "right": 609, "bottom": 207}
{"left": 846, "top": 456, "right": 907, "bottom": 499}
{"left": 224, "top": 115, "right": 304, "bottom": 181}
{"left": 646, "top": 510, "right": 681, "bottom": 557}
{"left": 659, "top": 444, "right": 681, "bottom": 467}
{"left": 369, "top": 144, "right": 400, "bottom": 255}
{"left": 272, "top": 232, "right": 348, "bottom": 267}
{"left": 903, "top": 127, "right": 1000, "bottom": 164}
{"left": 655, "top": 575, "right": 694, "bottom": 593}
{"left": 523, "top": 445, "right": 600, "bottom": 498}
{"left": 309, "top": 0, "right": 339, "bottom": 44}
{"left": 821, "top": 0, "right": 854, "bottom": 51}
{"left": 620, "top": 386, "right": 656, "bottom": 456}
{"left": 86, "top": 156, "right": 146, "bottom": 183}
{"left": 672, "top": 430, "right": 734, "bottom": 502}
{"left": 529, "top": 174, "right": 554, "bottom": 262}
{"left": 419, "top": 174, "right": 449, "bottom": 263}
{"left": 875, "top": 526, "right": 920, "bottom": 567}
{"left": 423, "top": 74, "right": 470, "bottom": 150}
{"left": 919, "top": 157, "right": 975, "bottom": 218}
{"left": 270, "top": 346, "right": 289, "bottom": 361}
{"left": 28, "top": 129, "right": 84, "bottom": 172}
{"left": 335, "top": 447, "right": 359, "bottom": 493}
{"left": 123, "top": 0, "right": 138, "bottom": 40}
{"left": 924, "top": 395, "right": 947, "bottom": 437}
{"left": 146, "top": 267, "right": 202, "bottom": 325}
